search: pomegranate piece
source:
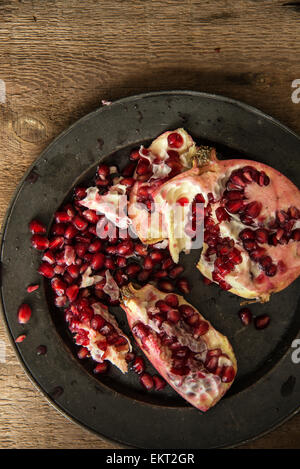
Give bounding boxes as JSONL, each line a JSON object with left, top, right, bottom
{"left": 29, "top": 219, "right": 46, "bottom": 234}
{"left": 238, "top": 307, "right": 252, "bottom": 326}
{"left": 31, "top": 234, "right": 49, "bottom": 250}
{"left": 121, "top": 284, "right": 237, "bottom": 411}
{"left": 18, "top": 303, "right": 32, "bottom": 324}
{"left": 254, "top": 314, "right": 271, "bottom": 330}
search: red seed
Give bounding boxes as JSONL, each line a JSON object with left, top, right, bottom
{"left": 254, "top": 314, "right": 270, "bottom": 330}
{"left": 51, "top": 277, "right": 67, "bottom": 296}
{"left": 244, "top": 201, "right": 262, "bottom": 219}
{"left": 18, "top": 303, "right": 32, "bottom": 324}
{"left": 215, "top": 206, "right": 231, "bottom": 222}
{"left": 15, "top": 334, "right": 27, "bottom": 343}
{"left": 91, "top": 252, "right": 105, "bottom": 270}
{"left": 49, "top": 236, "right": 64, "bottom": 250}
{"left": 178, "top": 304, "right": 195, "bottom": 317}
{"left": 64, "top": 224, "right": 78, "bottom": 240}
{"left": 97, "top": 164, "right": 110, "bottom": 179}
{"left": 177, "top": 196, "right": 189, "bottom": 206}
{"left": 120, "top": 177, "right": 135, "bottom": 187}
{"left": 38, "top": 262, "right": 55, "bottom": 278}
{"left": 132, "top": 356, "right": 145, "bottom": 375}
{"left": 140, "top": 373, "right": 154, "bottom": 390}
{"left": 94, "top": 362, "right": 109, "bottom": 374}
{"left": 82, "top": 209, "right": 99, "bottom": 224}
{"left": 265, "top": 264, "right": 277, "bottom": 277}
{"left": 158, "top": 280, "right": 175, "bottom": 292}
{"left": 31, "top": 234, "right": 49, "bottom": 250}
{"left": 255, "top": 228, "right": 269, "bottom": 244}
{"left": 194, "top": 320, "right": 209, "bottom": 337}
{"left": 66, "top": 285, "right": 79, "bottom": 302}
{"left": 239, "top": 228, "right": 255, "bottom": 241}
{"left": 122, "top": 161, "right": 136, "bottom": 177}
{"left": 29, "top": 219, "right": 46, "bottom": 234}
{"left": 144, "top": 256, "right": 154, "bottom": 270}
{"left": 238, "top": 307, "right": 252, "bottom": 326}
{"left": 225, "top": 199, "right": 244, "bottom": 214}
{"left": 130, "top": 149, "right": 141, "bottom": 161}
{"left": 168, "top": 132, "right": 184, "bottom": 148}
{"left": 77, "top": 347, "right": 89, "bottom": 359}
{"left": 55, "top": 211, "right": 71, "bottom": 224}
{"left": 27, "top": 284, "right": 39, "bottom": 293}
{"left": 165, "top": 294, "right": 179, "bottom": 308}
{"left": 292, "top": 229, "right": 300, "bottom": 241}
{"left": 132, "top": 322, "right": 149, "bottom": 340}
{"left": 221, "top": 365, "right": 235, "bottom": 383}
{"left": 125, "top": 352, "right": 136, "bottom": 363}
{"left": 167, "top": 309, "right": 181, "bottom": 324}
{"left": 176, "top": 278, "right": 190, "bottom": 294}
{"left": 169, "top": 265, "right": 184, "bottom": 279}
{"left": 153, "top": 375, "right": 166, "bottom": 391}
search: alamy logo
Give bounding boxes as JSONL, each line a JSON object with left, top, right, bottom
{"left": 291, "top": 339, "right": 300, "bottom": 364}
{"left": 291, "top": 79, "right": 300, "bottom": 104}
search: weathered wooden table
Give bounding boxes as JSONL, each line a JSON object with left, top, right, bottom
{"left": 0, "top": 0, "right": 299, "bottom": 449}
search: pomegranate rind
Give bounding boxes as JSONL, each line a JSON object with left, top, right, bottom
{"left": 121, "top": 284, "right": 237, "bottom": 411}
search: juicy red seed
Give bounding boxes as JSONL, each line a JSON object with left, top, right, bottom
{"left": 51, "top": 223, "right": 66, "bottom": 236}
{"left": 125, "top": 352, "right": 136, "bottom": 363}
{"left": 165, "top": 294, "right": 179, "bottom": 308}
{"left": 117, "top": 240, "right": 134, "bottom": 256}
{"left": 215, "top": 206, "right": 231, "bottom": 222}
{"left": 38, "top": 262, "right": 55, "bottom": 278}
{"left": 64, "top": 224, "right": 78, "bottom": 240}
{"left": 169, "top": 265, "right": 184, "bottom": 279}
{"left": 122, "top": 162, "right": 136, "bottom": 177}
{"left": 255, "top": 229, "right": 268, "bottom": 244}
{"left": 74, "top": 187, "right": 87, "bottom": 199}
{"left": 126, "top": 263, "right": 141, "bottom": 277}
{"left": 91, "top": 315, "right": 106, "bottom": 331}
{"left": 94, "top": 362, "right": 109, "bottom": 374}
{"left": 178, "top": 304, "right": 195, "bottom": 317}
{"left": 132, "top": 322, "right": 149, "bottom": 340}
{"left": 77, "top": 347, "right": 89, "bottom": 359}
{"left": 150, "top": 250, "right": 164, "bottom": 262}
{"left": 29, "top": 219, "right": 46, "bottom": 234}
{"left": 132, "top": 356, "right": 145, "bottom": 375}
{"left": 135, "top": 243, "right": 148, "bottom": 256}
{"left": 158, "top": 280, "right": 175, "bottom": 292}
{"left": 225, "top": 199, "right": 244, "bottom": 214}
{"left": 130, "top": 149, "right": 141, "bottom": 161}
{"left": 105, "top": 256, "right": 116, "bottom": 270}
{"left": 116, "top": 257, "right": 127, "bottom": 268}
{"left": 73, "top": 216, "right": 88, "bottom": 231}
{"left": 140, "top": 373, "right": 154, "bottom": 390}
{"left": 15, "top": 334, "right": 27, "bottom": 343}
{"left": 244, "top": 201, "right": 262, "bottom": 219}
{"left": 292, "top": 229, "right": 300, "bottom": 241}
{"left": 225, "top": 190, "right": 244, "bottom": 201}
{"left": 167, "top": 309, "right": 181, "bottom": 323}
{"left": 136, "top": 159, "right": 150, "bottom": 175}
{"left": 82, "top": 209, "right": 99, "bottom": 224}
{"left": 205, "top": 356, "right": 218, "bottom": 373}
{"left": 207, "top": 348, "right": 222, "bottom": 358}
{"left": 155, "top": 300, "right": 172, "bottom": 313}
{"left": 288, "top": 206, "right": 300, "bottom": 219}
{"left": 243, "top": 239, "right": 257, "bottom": 251}
{"left": 176, "top": 278, "right": 190, "bottom": 294}
{"left": 27, "top": 284, "right": 39, "bottom": 293}
{"left": 31, "top": 234, "right": 49, "bottom": 250}
{"left": 238, "top": 307, "right": 252, "bottom": 326}
{"left": 55, "top": 296, "right": 67, "bottom": 307}
{"left": 167, "top": 132, "right": 184, "bottom": 148}
{"left": 221, "top": 366, "right": 235, "bottom": 383}
{"left": 91, "top": 252, "right": 105, "bottom": 270}
{"left": 171, "top": 366, "right": 189, "bottom": 376}
{"left": 120, "top": 177, "right": 135, "bottom": 187}
{"left": 194, "top": 320, "right": 209, "bottom": 337}
{"left": 239, "top": 228, "right": 255, "bottom": 241}
{"left": 97, "top": 164, "right": 110, "bottom": 178}
{"left": 277, "top": 260, "right": 288, "bottom": 273}
{"left": 259, "top": 256, "right": 272, "bottom": 270}
{"left": 177, "top": 196, "right": 189, "bottom": 206}
{"left": 51, "top": 278, "right": 67, "bottom": 296}
{"left": 66, "top": 285, "right": 79, "bottom": 302}
{"left": 265, "top": 264, "right": 277, "bottom": 277}
{"left": 55, "top": 211, "right": 71, "bottom": 223}
{"left": 250, "top": 247, "right": 266, "bottom": 261}
{"left": 254, "top": 314, "right": 271, "bottom": 330}
{"left": 153, "top": 375, "right": 166, "bottom": 391}
{"left": 18, "top": 303, "right": 32, "bottom": 324}
{"left": 144, "top": 256, "right": 154, "bottom": 270}
{"left": 67, "top": 264, "right": 80, "bottom": 279}
{"left": 186, "top": 313, "right": 199, "bottom": 327}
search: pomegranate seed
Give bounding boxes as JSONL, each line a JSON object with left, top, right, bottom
{"left": 150, "top": 250, "right": 164, "bottom": 262}
{"left": 132, "top": 322, "right": 149, "bottom": 340}
{"left": 120, "top": 177, "right": 135, "bottom": 187}
{"left": 82, "top": 209, "right": 99, "bottom": 224}
{"left": 165, "top": 294, "right": 179, "bottom": 308}
{"left": 97, "top": 164, "right": 110, "bottom": 179}
{"left": 255, "top": 229, "right": 268, "bottom": 244}
{"left": 55, "top": 296, "right": 67, "bottom": 307}
{"left": 254, "top": 314, "right": 270, "bottom": 330}
{"left": 243, "top": 239, "right": 257, "bottom": 251}
{"left": 144, "top": 256, "right": 154, "bottom": 270}
{"left": 66, "top": 285, "right": 79, "bottom": 302}
{"left": 55, "top": 211, "right": 71, "bottom": 223}
{"left": 125, "top": 352, "right": 136, "bottom": 363}
{"left": 122, "top": 161, "right": 136, "bottom": 177}
{"left": 74, "top": 187, "right": 87, "bottom": 199}
{"left": 51, "top": 278, "right": 67, "bottom": 296}
{"left": 31, "top": 234, "right": 49, "bottom": 250}
{"left": 205, "top": 356, "right": 218, "bottom": 373}
{"left": 177, "top": 196, "right": 189, "bottom": 206}
{"left": 265, "top": 264, "right": 277, "bottom": 277}
{"left": 136, "top": 159, "right": 150, "bottom": 175}
{"left": 94, "top": 362, "right": 109, "bottom": 374}
{"left": 277, "top": 260, "right": 287, "bottom": 273}
{"left": 171, "top": 365, "right": 189, "bottom": 376}
{"left": 73, "top": 216, "right": 88, "bottom": 231}
{"left": 292, "top": 229, "right": 300, "bottom": 241}
{"left": 238, "top": 307, "right": 252, "bottom": 325}
{"left": 153, "top": 375, "right": 166, "bottom": 391}
{"left": 27, "top": 284, "right": 39, "bottom": 293}
{"left": 134, "top": 243, "right": 148, "bottom": 256}
{"left": 168, "top": 132, "right": 184, "bottom": 148}
{"left": 288, "top": 206, "right": 300, "bottom": 219}
{"left": 67, "top": 264, "right": 80, "bottom": 279}
{"left": 140, "top": 373, "right": 154, "bottom": 390}
{"left": 49, "top": 236, "right": 64, "bottom": 250}
{"left": 239, "top": 228, "right": 255, "bottom": 241}
{"left": 221, "top": 366, "right": 235, "bottom": 383}
{"left": 186, "top": 313, "right": 199, "bottom": 327}
{"left": 259, "top": 256, "right": 272, "bottom": 270}
{"left": 77, "top": 347, "right": 89, "bottom": 359}
{"left": 158, "top": 280, "right": 174, "bottom": 292}
{"left": 225, "top": 199, "right": 244, "bottom": 214}
{"left": 126, "top": 263, "right": 141, "bottom": 277}
{"left": 215, "top": 206, "right": 231, "bottom": 222}
{"left": 51, "top": 223, "right": 66, "bottom": 236}
{"left": 29, "top": 219, "right": 46, "bottom": 234}
{"left": 117, "top": 240, "right": 134, "bottom": 256}
{"left": 15, "top": 334, "right": 27, "bottom": 343}
{"left": 91, "top": 315, "right": 106, "bottom": 330}
{"left": 18, "top": 303, "right": 32, "bottom": 324}
{"left": 244, "top": 201, "right": 262, "bottom": 218}
{"left": 91, "top": 252, "right": 105, "bottom": 270}
{"left": 167, "top": 309, "right": 181, "bottom": 324}
{"left": 130, "top": 149, "right": 140, "bottom": 161}
{"left": 194, "top": 320, "right": 209, "bottom": 337}
{"left": 96, "top": 339, "right": 107, "bottom": 351}
{"left": 176, "top": 278, "right": 190, "bottom": 294}
{"left": 178, "top": 304, "right": 195, "bottom": 317}
{"left": 132, "top": 356, "right": 145, "bottom": 375}
{"left": 38, "top": 262, "right": 55, "bottom": 278}
{"left": 169, "top": 265, "right": 184, "bottom": 279}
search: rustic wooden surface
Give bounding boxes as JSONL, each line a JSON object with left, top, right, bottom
{"left": 1, "top": 0, "right": 300, "bottom": 449}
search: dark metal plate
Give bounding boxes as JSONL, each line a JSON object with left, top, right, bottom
{"left": 1, "top": 91, "right": 300, "bottom": 448}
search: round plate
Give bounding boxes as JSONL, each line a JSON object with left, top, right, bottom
{"left": 1, "top": 91, "right": 300, "bottom": 449}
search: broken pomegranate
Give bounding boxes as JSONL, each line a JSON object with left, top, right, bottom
{"left": 121, "top": 284, "right": 237, "bottom": 411}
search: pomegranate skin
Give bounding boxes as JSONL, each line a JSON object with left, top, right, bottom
{"left": 121, "top": 284, "right": 237, "bottom": 412}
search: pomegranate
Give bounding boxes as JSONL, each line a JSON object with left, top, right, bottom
{"left": 121, "top": 284, "right": 237, "bottom": 411}
{"left": 129, "top": 131, "right": 300, "bottom": 302}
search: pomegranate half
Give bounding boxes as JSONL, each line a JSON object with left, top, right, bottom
{"left": 129, "top": 131, "right": 300, "bottom": 302}
{"left": 121, "top": 283, "right": 237, "bottom": 411}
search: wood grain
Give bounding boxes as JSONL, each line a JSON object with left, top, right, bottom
{"left": 1, "top": 0, "right": 300, "bottom": 449}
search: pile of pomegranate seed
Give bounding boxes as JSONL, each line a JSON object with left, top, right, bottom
{"left": 238, "top": 307, "right": 270, "bottom": 330}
